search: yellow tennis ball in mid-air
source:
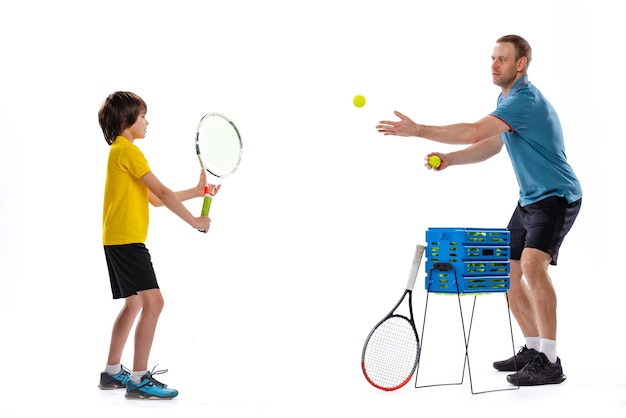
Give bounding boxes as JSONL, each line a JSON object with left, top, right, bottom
{"left": 353, "top": 94, "right": 366, "bottom": 108}
{"left": 428, "top": 155, "right": 441, "bottom": 169}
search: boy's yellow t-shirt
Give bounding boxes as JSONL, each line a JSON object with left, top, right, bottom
{"left": 102, "top": 136, "right": 151, "bottom": 245}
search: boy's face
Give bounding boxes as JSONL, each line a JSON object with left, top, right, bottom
{"left": 128, "top": 112, "right": 149, "bottom": 140}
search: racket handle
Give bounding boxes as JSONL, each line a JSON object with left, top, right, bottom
{"left": 198, "top": 186, "right": 212, "bottom": 233}
{"left": 197, "top": 193, "right": 212, "bottom": 233}
{"left": 406, "top": 244, "right": 425, "bottom": 290}
{"left": 201, "top": 194, "right": 213, "bottom": 216}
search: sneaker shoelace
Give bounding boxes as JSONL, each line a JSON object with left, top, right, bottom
{"left": 144, "top": 366, "right": 169, "bottom": 388}
{"left": 521, "top": 353, "right": 545, "bottom": 373}
{"left": 518, "top": 345, "right": 536, "bottom": 355}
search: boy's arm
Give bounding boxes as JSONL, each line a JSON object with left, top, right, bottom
{"left": 141, "top": 171, "right": 211, "bottom": 232}
{"left": 149, "top": 185, "right": 201, "bottom": 207}
{"left": 149, "top": 170, "right": 220, "bottom": 207}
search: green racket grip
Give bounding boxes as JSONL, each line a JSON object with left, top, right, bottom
{"left": 201, "top": 194, "right": 213, "bottom": 216}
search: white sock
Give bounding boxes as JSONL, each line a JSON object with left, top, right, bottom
{"left": 105, "top": 363, "right": 121, "bottom": 375}
{"left": 524, "top": 336, "right": 540, "bottom": 351}
{"left": 540, "top": 338, "right": 557, "bottom": 363}
{"left": 131, "top": 370, "right": 148, "bottom": 384}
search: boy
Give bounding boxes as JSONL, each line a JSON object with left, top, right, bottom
{"left": 97, "top": 91, "right": 218, "bottom": 399}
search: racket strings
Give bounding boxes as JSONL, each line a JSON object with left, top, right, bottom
{"left": 362, "top": 315, "right": 419, "bottom": 389}
{"left": 197, "top": 116, "right": 242, "bottom": 177}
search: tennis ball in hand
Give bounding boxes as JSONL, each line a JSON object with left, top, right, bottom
{"left": 353, "top": 94, "right": 366, "bottom": 108}
{"left": 428, "top": 155, "right": 441, "bottom": 169}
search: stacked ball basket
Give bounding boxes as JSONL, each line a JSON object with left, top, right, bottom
{"left": 424, "top": 227, "right": 511, "bottom": 294}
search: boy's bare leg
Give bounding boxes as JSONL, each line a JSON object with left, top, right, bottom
{"left": 107, "top": 295, "right": 142, "bottom": 365}
{"left": 132, "top": 288, "right": 164, "bottom": 372}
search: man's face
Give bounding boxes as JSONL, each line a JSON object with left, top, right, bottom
{"left": 491, "top": 42, "right": 524, "bottom": 90}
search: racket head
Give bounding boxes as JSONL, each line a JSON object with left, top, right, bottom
{"left": 195, "top": 112, "right": 243, "bottom": 179}
{"left": 361, "top": 311, "right": 420, "bottom": 391}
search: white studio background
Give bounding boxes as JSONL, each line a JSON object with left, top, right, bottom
{"left": 0, "top": 1, "right": 624, "bottom": 417}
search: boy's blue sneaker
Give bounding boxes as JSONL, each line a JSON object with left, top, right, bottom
{"left": 99, "top": 365, "right": 131, "bottom": 389}
{"left": 125, "top": 369, "right": 179, "bottom": 400}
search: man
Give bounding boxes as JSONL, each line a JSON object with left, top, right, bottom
{"left": 376, "top": 35, "right": 582, "bottom": 386}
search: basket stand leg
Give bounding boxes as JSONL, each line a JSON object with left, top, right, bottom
{"left": 415, "top": 266, "right": 466, "bottom": 389}
{"left": 415, "top": 266, "right": 520, "bottom": 394}
{"left": 464, "top": 280, "right": 520, "bottom": 394}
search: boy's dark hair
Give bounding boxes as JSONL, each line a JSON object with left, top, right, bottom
{"left": 98, "top": 91, "right": 147, "bottom": 144}
{"left": 497, "top": 35, "right": 532, "bottom": 71}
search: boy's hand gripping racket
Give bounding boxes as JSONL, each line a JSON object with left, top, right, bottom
{"left": 361, "top": 244, "right": 425, "bottom": 391}
{"left": 195, "top": 112, "right": 243, "bottom": 217}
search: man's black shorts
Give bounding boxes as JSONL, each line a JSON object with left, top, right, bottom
{"left": 507, "top": 196, "right": 582, "bottom": 265}
{"left": 104, "top": 243, "right": 159, "bottom": 299}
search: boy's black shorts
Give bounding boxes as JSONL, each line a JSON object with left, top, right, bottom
{"left": 507, "top": 196, "right": 582, "bottom": 266}
{"left": 104, "top": 243, "right": 159, "bottom": 299}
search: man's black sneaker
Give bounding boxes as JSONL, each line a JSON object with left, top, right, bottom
{"left": 493, "top": 345, "right": 538, "bottom": 371}
{"left": 506, "top": 353, "right": 566, "bottom": 386}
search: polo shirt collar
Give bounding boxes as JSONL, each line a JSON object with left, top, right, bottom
{"left": 512, "top": 75, "right": 529, "bottom": 92}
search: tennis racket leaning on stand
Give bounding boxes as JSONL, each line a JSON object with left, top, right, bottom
{"left": 195, "top": 112, "right": 243, "bottom": 217}
{"left": 361, "top": 244, "right": 425, "bottom": 391}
